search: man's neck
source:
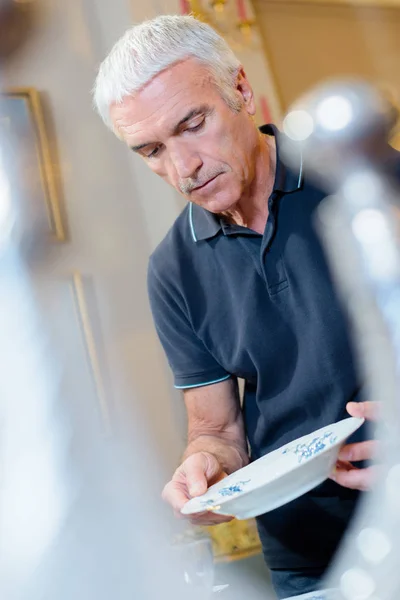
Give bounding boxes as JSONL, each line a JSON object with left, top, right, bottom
{"left": 222, "top": 133, "right": 276, "bottom": 235}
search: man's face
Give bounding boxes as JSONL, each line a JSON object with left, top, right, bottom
{"left": 110, "top": 58, "right": 258, "bottom": 214}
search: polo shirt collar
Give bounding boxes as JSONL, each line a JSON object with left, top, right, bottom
{"left": 260, "top": 124, "right": 304, "bottom": 194}
{"left": 189, "top": 124, "right": 303, "bottom": 242}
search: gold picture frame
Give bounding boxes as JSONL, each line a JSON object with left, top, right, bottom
{"left": 0, "top": 87, "right": 65, "bottom": 241}
{"left": 70, "top": 271, "right": 111, "bottom": 433}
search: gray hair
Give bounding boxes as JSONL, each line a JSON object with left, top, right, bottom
{"left": 93, "top": 14, "right": 242, "bottom": 131}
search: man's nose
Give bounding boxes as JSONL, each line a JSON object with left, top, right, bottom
{"left": 169, "top": 140, "right": 202, "bottom": 180}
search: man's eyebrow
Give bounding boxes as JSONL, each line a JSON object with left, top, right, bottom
{"left": 131, "top": 142, "right": 151, "bottom": 152}
{"left": 130, "top": 105, "right": 210, "bottom": 153}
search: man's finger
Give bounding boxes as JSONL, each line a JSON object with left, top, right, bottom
{"left": 330, "top": 465, "right": 377, "bottom": 491}
{"left": 162, "top": 480, "right": 191, "bottom": 512}
{"left": 183, "top": 452, "right": 223, "bottom": 497}
{"left": 183, "top": 459, "right": 212, "bottom": 497}
{"left": 338, "top": 440, "right": 378, "bottom": 462}
{"left": 346, "top": 401, "right": 380, "bottom": 421}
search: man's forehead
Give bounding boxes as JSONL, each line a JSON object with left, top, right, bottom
{"left": 145, "top": 57, "right": 214, "bottom": 87}
{"left": 136, "top": 59, "right": 215, "bottom": 105}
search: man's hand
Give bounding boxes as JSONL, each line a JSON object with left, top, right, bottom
{"left": 330, "top": 401, "right": 379, "bottom": 491}
{"left": 162, "top": 451, "right": 234, "bottom": 525}
{"left": 162, "top": 378, "right": 247, "bottom": 525}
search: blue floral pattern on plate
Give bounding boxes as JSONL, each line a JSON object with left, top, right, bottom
{"left": 282, "top": 431, "right": 338, "bottom": 463}
{"left": 200, "top": 479, "right": 251, "bottom": 508}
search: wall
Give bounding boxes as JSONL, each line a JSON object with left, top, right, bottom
{"left": 253, "top": 0, "right": 400, "bottom": 110}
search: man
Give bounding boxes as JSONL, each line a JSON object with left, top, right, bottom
{"left": 93, "top": 15, "right": 385, "bottom": 598}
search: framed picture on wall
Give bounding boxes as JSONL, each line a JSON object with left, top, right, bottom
{"left": 0, "top": 87, "right": 65, "bottom": 241}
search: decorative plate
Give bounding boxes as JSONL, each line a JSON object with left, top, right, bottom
{"left": 181, "top": 417, "right": 364, "bottom": 520}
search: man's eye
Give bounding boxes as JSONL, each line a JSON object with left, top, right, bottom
{"left": 187, "top": 118, "right": 205, "bottom": 132}
{"left": 147, "top": 146, "right": 161, "bottom": 159}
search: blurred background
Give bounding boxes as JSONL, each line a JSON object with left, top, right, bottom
{"left": 0, "top": 0, "right": 399, "bottom": 598}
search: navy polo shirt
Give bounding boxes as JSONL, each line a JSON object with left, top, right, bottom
{"left": 148, "top": 125, "right": 372, "bottom": 569}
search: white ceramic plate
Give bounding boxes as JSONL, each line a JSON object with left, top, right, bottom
{"left": 181, "top": 417, "right": 364, "bottom": 520}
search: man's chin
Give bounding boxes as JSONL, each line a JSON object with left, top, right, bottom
{"left": 200, "top": 196, "right": 237, "bottom": 214}
{"left": 188, "top": 174, "right": 237, "bottom": 213}
{"left": 191, "top": 189, "right": 237, "bottom": 213}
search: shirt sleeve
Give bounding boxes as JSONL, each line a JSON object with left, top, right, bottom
{"left": 147, "top": 258, "right": 230, "bottom": 389}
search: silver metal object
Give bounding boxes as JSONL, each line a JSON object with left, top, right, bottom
{"left": 282, "top": 79, "right": 400, "bottom": 600}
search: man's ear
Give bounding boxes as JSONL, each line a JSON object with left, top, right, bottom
{"left": 236, "top": 67, "right": 256, "bottom": 116}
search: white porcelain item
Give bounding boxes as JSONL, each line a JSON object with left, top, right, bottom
{"left": 181, "top": 417, "right": 364, "bottom": 520}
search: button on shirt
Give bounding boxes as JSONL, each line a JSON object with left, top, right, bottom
{"left": 148, "top": 125, "right": 397, "bottom": 568}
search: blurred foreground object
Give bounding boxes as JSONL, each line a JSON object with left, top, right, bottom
{"left": 282, "top": 79, "right": 400, "bottom": 599}
{"left": 0, "top": 6, "right": 189, "bottom": 599}
{"left": 0, "top": 129, "right": 187, "bottom": 600}
{"left": 282, "top": 79, "right": 397, "bottom": 191}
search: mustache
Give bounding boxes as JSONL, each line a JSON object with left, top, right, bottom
{"left": 179, "top": 168, "right": 227, "bottom": 195}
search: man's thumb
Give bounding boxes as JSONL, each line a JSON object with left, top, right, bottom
{"left": 184, "top": 452, "right": 221, "bottom": 497}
